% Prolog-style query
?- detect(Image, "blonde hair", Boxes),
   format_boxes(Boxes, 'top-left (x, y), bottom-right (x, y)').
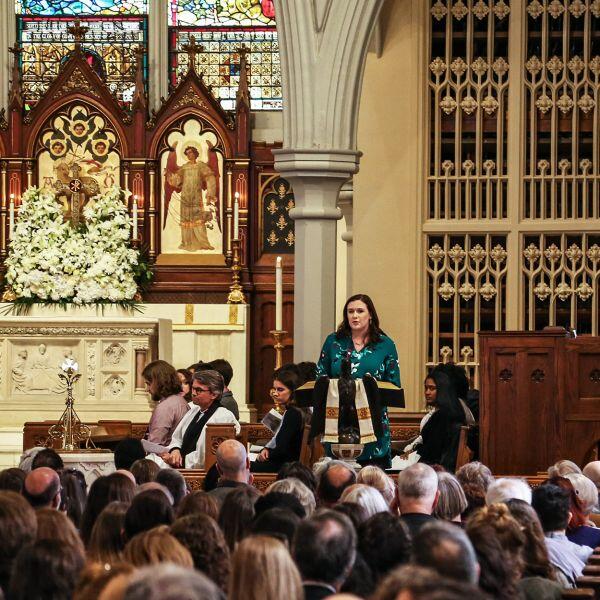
top-left (547, 460), bottom-right (581, 478)
top-left (565, 473), bottom-right (599, 515)
top-left (122, 525), bottom-right (193, 568)
top-left (229, 535), bottom-right (303, 600)
top-left (356, 465), bottom-right (396, 506)
top-left (36, 508), bottom-right (85, 556)
top-left (340, 484), bottom-right (389, 519)
top-left (267, 477), bottom-right (316, 516)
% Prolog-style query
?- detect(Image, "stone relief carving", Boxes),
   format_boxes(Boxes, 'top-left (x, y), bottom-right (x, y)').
top-left (0, 327), bottom-right (155, 336)
top-left (104, 343), bottom-right (126, 366)
top-left (11, 344), bottom-right (77, 394)
top-left (87, 344), bottom-right (96, 396)
top-left (104, 374), bottom-right (126, 397)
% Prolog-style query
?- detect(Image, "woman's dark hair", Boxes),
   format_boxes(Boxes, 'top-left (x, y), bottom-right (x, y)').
top-left (87, 501), bottom-right (129, 565)
top-left (425, 370), bottom-right (465, 423)
top-left (277, 462), bottom-right (317, 493)
top-left (177, 368), bottom-right (193, 402)
top-left (142, 360), bottom-right (182, 401)
top-left (80, 472), bottom-right (136, 546)
top-left (218, 485), bottom-right (261, 551)
top-left (59, 468), bottom-right (87, 528)
top-left (332, 502), bottom-right (369, 529)
top-left (430, 363), bottom-right (470, 400)
top-left (130, 459), bottom-right (161, 485)
top-left (467, 525), bottom-right (520, 600)
top-left (336, 294), bottom-right (382, 345)
top-left (546, 476), bottom-right (587, 530)
top-left (296, 361), bottom-right (317, 385)
top-left (0, 467), bottom-right (26, 493)
top-left (9, 539), bottom-right (85, 600)
top-left (171, 514), bottom-right (231, 591)
top-left (506, 498), bottom-right (558, 580)
top-left (272, 365), bottom-right (301, 405)
top-left (176, 490), bottom-right (219, 520)
top-left (124, 489), bottom-right (174, 541)
top-left (31, 448), bottom-right (64, 471)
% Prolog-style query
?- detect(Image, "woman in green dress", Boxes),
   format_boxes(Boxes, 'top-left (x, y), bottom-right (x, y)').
top-left (316, 293), bottom-right (401, 468)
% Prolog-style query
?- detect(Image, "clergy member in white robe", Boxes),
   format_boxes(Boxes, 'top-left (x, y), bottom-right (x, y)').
top-left (148, 369), bottom-right (240, 470)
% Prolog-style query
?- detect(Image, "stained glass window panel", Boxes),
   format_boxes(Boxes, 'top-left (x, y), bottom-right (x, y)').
top-left (170, 28), bottom-right (281, 110)
top-left (16, 0), bottom-right (148, 15)
top-left (18, 16), bottom-right (147, 110)
top-left (169, 0), bottom-right (275, 27)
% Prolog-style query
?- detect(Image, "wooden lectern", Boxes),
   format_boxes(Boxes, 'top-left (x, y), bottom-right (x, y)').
top-left (480, 330), bottom-right (600, 474)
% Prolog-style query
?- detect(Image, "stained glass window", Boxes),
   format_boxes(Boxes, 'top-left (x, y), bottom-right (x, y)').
top-left (169, 0), bottom-right (280, 111)
top-left (16, 0), bottom-right (147, 15)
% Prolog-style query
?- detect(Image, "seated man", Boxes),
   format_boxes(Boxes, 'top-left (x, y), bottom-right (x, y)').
top-left (196, 359), bottom-right (239, 420)
top-left (148, 370), bottom-right (240, 470)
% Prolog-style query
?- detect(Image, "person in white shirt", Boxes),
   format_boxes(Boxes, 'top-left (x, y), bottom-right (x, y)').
top-left (148, 369), bottom-right (240, 470)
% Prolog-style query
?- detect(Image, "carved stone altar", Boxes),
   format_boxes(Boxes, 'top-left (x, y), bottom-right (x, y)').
top-left (58, 451), bottom-right (115, 486)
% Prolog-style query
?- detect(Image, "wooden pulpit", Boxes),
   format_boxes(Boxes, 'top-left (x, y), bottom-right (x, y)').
top-left (480, 331), bottom-right (600, 474)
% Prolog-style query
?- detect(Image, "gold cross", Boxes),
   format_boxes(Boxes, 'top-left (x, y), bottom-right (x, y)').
top-left (67, 19), bottom-right (89, 45)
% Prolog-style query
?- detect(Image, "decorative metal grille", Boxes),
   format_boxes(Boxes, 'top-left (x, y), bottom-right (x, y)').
top-left (428, 0), bottom-right (510, 220)
top-left (524, 0), bottom-right (600, 219)
top-left (523, 233), bottom-right (600, 333)
top-left (18, 16), bottom-right (147, 110)
top-left (426, 234), bottom-right (508, 384)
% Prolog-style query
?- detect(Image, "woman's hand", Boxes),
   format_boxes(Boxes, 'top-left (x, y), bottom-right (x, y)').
top-left (256, 448), bottom-right (270, 462)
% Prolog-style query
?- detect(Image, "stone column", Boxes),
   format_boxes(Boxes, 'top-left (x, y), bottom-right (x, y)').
top-left (0, 0), bottom-right (16, 114)
top-left (338, 179), bottom-right (354, 298)
top-left (273, 0), bottom-right (383, 361)
top-left (148, 0), bottom-right (169, 111)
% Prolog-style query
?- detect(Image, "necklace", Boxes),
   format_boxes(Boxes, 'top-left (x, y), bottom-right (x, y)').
top-left (352, 338), bottom-right (366, 351)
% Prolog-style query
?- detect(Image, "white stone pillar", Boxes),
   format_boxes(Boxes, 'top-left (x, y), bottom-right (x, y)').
top-left (0, 0), bottom-right (16, 113)
top-left (273, 0), bottom-right (383, 362)
top-left (338, 179), bottom-right (354, 297)
top-left (148, 0), bottom-right (169, 111)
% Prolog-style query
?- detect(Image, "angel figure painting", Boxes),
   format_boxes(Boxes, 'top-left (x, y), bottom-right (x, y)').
top-left (160, 119), bottom-right (223, 256)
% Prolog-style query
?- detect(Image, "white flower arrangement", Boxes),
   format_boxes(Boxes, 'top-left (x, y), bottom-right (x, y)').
top-left (4, 186), bottom-right (147, 307)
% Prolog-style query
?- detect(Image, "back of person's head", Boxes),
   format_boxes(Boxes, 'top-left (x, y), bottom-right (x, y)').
top-left (216, 438), bottom-right (248, 478)
top-left (31, 447), bottom-right (64, 471)
top-left (230, 534), bottom-right (303, 600)
top-left (340, 483), bottom-right (389, 519)
top-left (170, 513), bottom-right (230, 591)
top-left (23, 466), bottom-right (61, 509)
top-left (114, 438), bottom-right (145, 470)
top-left (356, 465), bottom-right (396, 506)
top-left (155, 468), bottom-right (187, 507)
top-left (203, 358), bottom-right (234, 387)
top-left (583, 460), bottom-right (600, 487)
top-left (506, 498), bottom-right (556, 580)
top-left (532, 483), bottom-right (571, 532)
top-left (565, 472), bottom-right (599, 515)
top-left (125, 563), bottom-right (222, 600)
top-left (218, 485), bottom-right (261, 550)
top-left (277, 461), bottom-right (317, 492)
top-left (455, 461), bottom-right (494, 490)
top-left (317, 460), bottom-right (357, 506)
top-left (397, 463), bottom-right (438, 510)
top-left (332, 501), bottom-right (369, 528)
top-left (255, 490), bottom-right (305, 518)
top-left (0, 491), bottom-right (37, 591)
top-left (80, 472), bottom-right (136, 546)
top-left (87, 501), bottom-right (129, 565)
top-left (546, 475), bottom-right (587, 529)
top-left (35, 507), bottom-right (85, 555)
top-left (412, 520), bottom-right (479, 584)
top-left (467, 524), bottom-right (519, 600)
top-left (358, 512), bottom-right (411, 582)
top-left (485, 477), bottom-right (531, 505)
top-left (267, 477), bottom-right (316, 515)
top-left (431, 362), bottom-right (469, 400)
top-left (0, 467), bottom-right (26, 493)
top-left (123, 525), bottom-right (193, 567)
top-left (176, 489), bottom-right (219, 520)
top-left (59, 468), bottom-right (87, 528)
top-left (371, 565), bottom-right (487, 600)
top-left (293, 509), bottom-right (357, 588)
top-left (9, 538), bottom-right (84, 600)
top-left (252, 507), bottom-right (301, 546)
top-left (433, 472), bottom-right (468, 521)
top-left (130, 458), bottom-right (161, 485)
top-left (548, 459), bottom-right (581, 478)
top-left (136, 481), bottom-right (175, 505)
top-left (73, 561), bottom-right (135, 600)
top-left (124, 489), bottom-right (174, 540)
top-left (142, 359), bottom-right (182, 401)
top-left (296, 361), bottom-right (317, 385)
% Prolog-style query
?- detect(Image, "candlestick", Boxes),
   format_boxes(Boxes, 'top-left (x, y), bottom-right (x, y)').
top-left (227, 238), bottom-right (246, 304)
top-left (275, 256), bottom-right (283, 330)
top-left (233, 192), bottom-right (239, 241)
top-left (132, 196), bottom-right (138, 240)
top-left (9, 197), bottom-right (14, 240)
top-left (270, 330), bottom-right (287, 370)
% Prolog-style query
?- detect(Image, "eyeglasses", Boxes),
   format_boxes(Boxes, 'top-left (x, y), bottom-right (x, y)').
top-left (191, 386), bottom-right (212, 395)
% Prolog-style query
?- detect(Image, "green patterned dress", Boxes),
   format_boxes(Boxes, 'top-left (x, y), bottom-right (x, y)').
top-left (316, 332), bottom-right (401, 467)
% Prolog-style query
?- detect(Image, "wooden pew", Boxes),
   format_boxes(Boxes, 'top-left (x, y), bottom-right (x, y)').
top-left (180, 469), bottom-right (276, 492)
top-left (576, 577), bottom-right (600, 599)
top-left (562, 590), bottom-right (595, 598)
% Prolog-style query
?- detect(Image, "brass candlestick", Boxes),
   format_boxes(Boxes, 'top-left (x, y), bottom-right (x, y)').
top-left (227, 238), bottom-right (246, 304)
top-left (270, 329), bottom-right (287, 369)
top-left (48, 359), bottom-right (92, 451)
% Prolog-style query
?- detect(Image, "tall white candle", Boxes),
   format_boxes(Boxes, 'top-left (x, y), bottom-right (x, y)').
top-left (9, 196), bottom-right (14, 240)
top-left (132, 196), bottom-right (138, 240)
top-left (275, 256), bottom-right (283, 331)
top-left (233, 192), bottom-right (239, 241)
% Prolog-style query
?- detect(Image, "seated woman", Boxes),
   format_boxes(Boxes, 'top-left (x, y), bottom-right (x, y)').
top-left (395, 370), bottom-right (468, 472)
top-left (252, 366), bottom-right (304, 473)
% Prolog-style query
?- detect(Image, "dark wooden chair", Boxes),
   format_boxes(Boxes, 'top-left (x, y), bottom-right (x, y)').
top-left (455, 425), bottom-right (473, 470)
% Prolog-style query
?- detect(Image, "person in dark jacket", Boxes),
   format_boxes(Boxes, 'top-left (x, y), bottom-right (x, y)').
top-left (252, 366), bottom-right (304, 472)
